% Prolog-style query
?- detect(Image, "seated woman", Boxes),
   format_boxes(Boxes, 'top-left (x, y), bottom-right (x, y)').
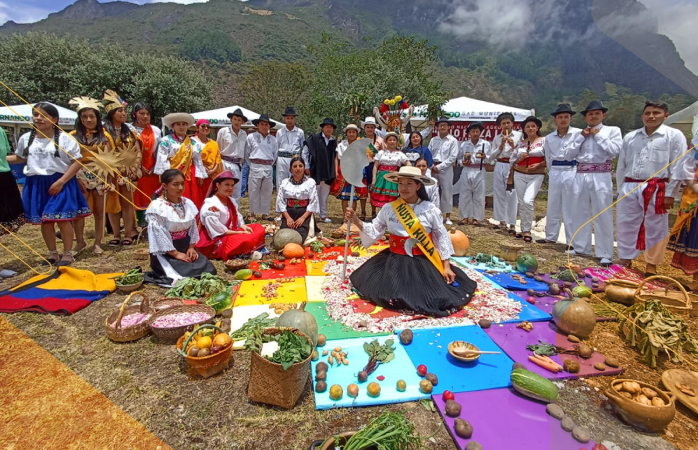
top-left (345, 166), bottom-right (477, 317)
top-left (276, 156), bottom-right (321, 244)
top-left (197, 171), bottom-right (266, 260)
top-left (145, 169), bottom-right (216, 286)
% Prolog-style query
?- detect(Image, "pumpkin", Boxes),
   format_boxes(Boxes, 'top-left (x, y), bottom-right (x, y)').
top-left (283, 243), bottom-right (305, 259)
top-left (275, 301), bottom-right (319, 346)
top-left (449, 229), bottom-right (470, 256)
top-left (552, 298), bottom-right (596, 338)
top-left (516, 253), bottom-right (538, 274)
top-left (272, 228), bottom-right (303, 251)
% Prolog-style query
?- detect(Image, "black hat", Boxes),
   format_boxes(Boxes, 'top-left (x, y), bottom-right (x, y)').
top-left (521, 115), bottom-right (542, 130)
top-left (466, 122), bottom-right (484, 133)
top-left (282, 106), bottom-right (298, 117)
top-left (550, 103), bottom-right (576, 117)
top-left (319, 117), bottom-right (337, 129)
top-left (580, 100), bottom-right (608, 115)
top-left (435, 116), bottom-right (451, 126)
top-left (252, 114), bottom-right (276, 127)
top-left (496, 112), bottom-right (515, 125)
top-left (227, 108), bottom-right (248, 122)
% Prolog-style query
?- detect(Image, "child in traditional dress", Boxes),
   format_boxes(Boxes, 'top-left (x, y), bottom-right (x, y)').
top-left (370, 132), bottom-right (410, 208)
top-left (415, 157), bottom-right (439, 206)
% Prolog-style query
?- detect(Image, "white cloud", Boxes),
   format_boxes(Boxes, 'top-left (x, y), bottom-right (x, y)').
top-left (0, 1), bottom-right (53, 24)
top-left (639, 0), bottom-right (698, 75)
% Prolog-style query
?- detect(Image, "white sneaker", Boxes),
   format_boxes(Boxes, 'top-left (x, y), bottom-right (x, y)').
top-left (0, 269), bottom-right (17, 278)
top-left (445, 219), bottom-right (453, 226)
top-left (600, 258), bottom-right (613, 266)
top-left (321, 217), bottom-right (332, 223)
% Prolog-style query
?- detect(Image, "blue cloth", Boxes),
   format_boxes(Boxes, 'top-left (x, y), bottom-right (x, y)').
top-left (9, 163), bottom-right (25, 184)
top-left (22, 173), bottom-right (90, 224)
top-left (240, 161), bottom-right (249, 197)
top-left (403, 145), bottom-right (434, 167)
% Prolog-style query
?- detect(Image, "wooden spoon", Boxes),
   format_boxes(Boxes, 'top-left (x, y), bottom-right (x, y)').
top-left (452, 348), bottom-right (501, 356)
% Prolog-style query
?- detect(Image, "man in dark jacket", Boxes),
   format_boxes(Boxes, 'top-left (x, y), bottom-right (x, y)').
top-left (302, 118), bottom-right (337, 223)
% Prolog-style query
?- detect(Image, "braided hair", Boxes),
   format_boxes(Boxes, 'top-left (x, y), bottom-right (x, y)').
top-left (27, 102), bottom-right (61, 157)
top-left (75, 108), bottom-right (108, 145)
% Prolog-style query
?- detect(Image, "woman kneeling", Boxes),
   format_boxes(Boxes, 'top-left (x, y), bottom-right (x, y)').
top-left (345, 166), bottom-right (477, 317)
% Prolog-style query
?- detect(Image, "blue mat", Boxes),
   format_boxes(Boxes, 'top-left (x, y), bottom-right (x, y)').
top-left (503, 293), bottom-right (552, 323)
top-left (451, 256), bottom-right (513, 273)
top-left (397, 325), bottom-right (514, 395)
top-left (482, 272), bottom-right (549, 291)
top-left (311, 336), bottom-right (429, 410)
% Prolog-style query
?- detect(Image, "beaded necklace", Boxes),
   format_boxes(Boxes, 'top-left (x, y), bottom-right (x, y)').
top-left (163, 194), bottom-right (185, 219)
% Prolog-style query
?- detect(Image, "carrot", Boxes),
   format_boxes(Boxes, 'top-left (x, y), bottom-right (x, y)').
top-left (528, 355), bottom-right (561, 373)
top-left (532, 354), bottom-right (563, 371)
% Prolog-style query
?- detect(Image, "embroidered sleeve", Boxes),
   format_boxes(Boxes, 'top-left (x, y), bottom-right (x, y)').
top-left (359, 204), bottom-right (389, 247)
top-left (154, 138), bottom-right (172, 175)
top-left (275, 181), bottom-right (288, 213)
top-left (429, 205), bottom-right (455, 259)
top-left (200, 206), bottom-right (228, 239)
top-left (307, 181), bottom-right (320, 214)
top-left (146, 212), bottom-right (176, 254)
top-left (192, 143), bottom-right (207, 179)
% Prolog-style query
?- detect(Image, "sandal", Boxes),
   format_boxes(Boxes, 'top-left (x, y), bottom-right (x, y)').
top-left (93, 245), bottom-right (104, 256)
top-left (508, 229), bottom-right (517, 235)
top-left (73, 242), bottom-right (87, 256)
top-left (515, 233), bottom-right (523, 239)
top-left (359, 214), bottom-right (366, 221)
top-left (523, 235), bottom-right (532, 243)
top-left (56, 252), bottom-right (74, 267)
top-left (41, 250), bottom-right (60, 266)
top-left (108, 238), bottom-right (121, 247)
top-left (121, 238), bottom-right (133, 246)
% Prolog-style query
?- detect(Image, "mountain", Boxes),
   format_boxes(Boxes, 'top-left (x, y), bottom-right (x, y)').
top-left (1, 0), bottom-right (696, 111)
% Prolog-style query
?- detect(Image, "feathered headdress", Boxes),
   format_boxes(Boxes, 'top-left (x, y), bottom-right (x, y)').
top-left (103, 89), bottom-right (128, 113)
top-left (375, 95), bottom-right (411, 148)
top-left (69, 96), bottom-right (103, 113)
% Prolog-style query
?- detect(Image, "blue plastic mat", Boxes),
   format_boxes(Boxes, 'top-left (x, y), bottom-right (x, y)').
top-left (482, 271), bottom-right (549, 291)
top-left (503, 293), bottom-right (552, 323)
top-left (451, 256), bottom-right (513, 273)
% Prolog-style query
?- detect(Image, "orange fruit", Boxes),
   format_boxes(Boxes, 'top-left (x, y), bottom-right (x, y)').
top-left (367, 382), bottom-right (381, 397)
top-left (347, 383), bottom-right (359, 398)
top-left (197, 336), bottom-right (213, 349)
top-left (213, 333), bottom-right (231, 348)
top-left (329, 384), bottom-right (343, 400)
top-left (396, 380), bottom-right (407, 392)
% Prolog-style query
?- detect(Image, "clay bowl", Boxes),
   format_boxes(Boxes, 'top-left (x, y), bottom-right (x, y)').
top-left (116, 279), bottom-right (144, 294)
top-left (448, 341), bottom-right (480, 362)
top-left (605, 379), bottom-right (676, 432)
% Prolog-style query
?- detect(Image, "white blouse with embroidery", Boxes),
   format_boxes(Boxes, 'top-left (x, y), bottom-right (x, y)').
top-left (200, 195), bottom-right (246, 239)
top-left (146, 197), bottom-right (200, 254)
top-left (154, 135), bottom-right (207, 178)
top-left (511, 138), bottom-right (546, 162)
top-left (359, 200), bottom-right (454, 259)
top-left (275, 177), bottom-right (320, 213)
top-left (16, 132), bottom-right (81, 176)
top-left (374, 150), bottom-right (408, 168)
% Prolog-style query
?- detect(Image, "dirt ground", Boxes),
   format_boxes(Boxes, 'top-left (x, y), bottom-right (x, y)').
top-left (1, 194), bottom-right (698, 450)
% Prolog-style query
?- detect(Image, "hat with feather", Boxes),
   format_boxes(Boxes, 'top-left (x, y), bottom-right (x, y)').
top-left (103, 89), bottom-right (128, 113)
top-left (69, 96), bottom-right (103, 114)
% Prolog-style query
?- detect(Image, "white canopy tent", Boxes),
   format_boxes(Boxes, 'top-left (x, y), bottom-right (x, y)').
top-left (411, 96), bottom-right (534, 126)
top-left (164, 105), bottom-right (283, 132)
top-left (665, 100), bottom-right (698, 138)
top-left (0, 103), bottom-right (77, 147)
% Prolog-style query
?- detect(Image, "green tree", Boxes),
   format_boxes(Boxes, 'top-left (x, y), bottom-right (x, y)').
top-left (179, 30), bottom-right (242, 63)
top-left (239, 61), bottom-right (312, 118)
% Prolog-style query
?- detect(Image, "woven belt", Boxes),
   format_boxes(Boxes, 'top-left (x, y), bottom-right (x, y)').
top-left (378, 164), bottom-right (399, 172)
top-left (249, 159), bottom-right (274, 165)
top-left (389, 234), bottom-right (427, 256)
top-left (624, 177), bottom-right (670, 251)
top-left (577, 161), bottom-right (612, 173)
top-left (278, 152), bottom-right (297, 158)
top-left (286, 199), bottom-right (309, 208)
top-left (496, 158), bottom-right (510, 163)
top-left (221, 155), bottom-right (243, 164)
top-left (551, 160), bottom-right (577, 167)
top-left (170, 230), bottom-right (188, 240)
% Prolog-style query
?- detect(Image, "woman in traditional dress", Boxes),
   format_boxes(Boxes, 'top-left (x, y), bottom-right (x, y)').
top-left (192, 119), bottom-right (222, 198)
top-left (129, 102), bottom-right (162, 226)
top-left (197, 171), bottom-right (266, 260)
top-left (154, 113), bottom-right (207, 209)
top-left (362, 117), bottom-right (386, 219)
top-left (668, 155), bottom-right (698, 290)
top-left (345, 166), bottom-right (477, 317)
top-left (333, 124), bottom-right (368, 220)
top-left (276, 156), bottom-right (321, 244)
top-left (370, 132), bottom-right (410, 208)
top-left (69, 96), bottom-right (115, 255)
top-left (403, 131), bottom-right (434, 171)
top-left (7, 102), bottom-right (90, 266)
top-left (415, 157), bottom-right (439, 206)
top-left (102, 90), bottom-right (142, 246)
top-left (507, 116), bottom-right (546, 243)
top-left (0, 126), bottom-right (25, 277)
top-left (145, 169), bottom-right (215, 286)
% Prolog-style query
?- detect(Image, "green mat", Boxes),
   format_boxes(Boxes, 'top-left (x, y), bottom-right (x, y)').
top-left (305, 301), bottom-right (390, 340)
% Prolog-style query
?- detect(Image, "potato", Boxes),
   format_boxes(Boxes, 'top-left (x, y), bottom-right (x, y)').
top-left (619, 391), bottom-right (632, 399)
top-left (315, 370), bottom-right (326, 381)
top-left (316, 362), bottom-right (328, 373)
top-left (400, 329), bottom-right (414, 345)
top-left (563, 360), bottom-right (580, 374)
top-left (577, 343), bottom-right (593, 359)
top-left (221, 309), bottom-right (233, 318)
top-left (465, 442), bottom-right (482, 450)
top-left (445, 400), bottom-right (462, 417)
top-left (454, 419), bottom-right (473, 438)
top-left (622, 381), bottom-right (640, 394)
top-left (635, 394), bottom-right (652, 406)
top-left (425, 373), bottom-right (439, 386)
top-left (641, 387), bottom-right (657, 399)
top-left (317, 334), bottom-right (327, 347)
top-left (315, 380), bottom-right (327, 393)
top-left (651, 396), bottom-right (666, 407)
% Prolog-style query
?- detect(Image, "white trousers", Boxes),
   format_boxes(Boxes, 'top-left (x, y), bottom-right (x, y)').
top-left (248, 163), bottom-right (273, 215)
top-left (458, 167), bottom-right (485, 221)
top-left (276, 157), bottom-right (292, 190)
top-left (222, 160), bottom-right (242, 200)
top-left (513, 172), bottom-right (544, 233)
top-left (546, 168), bottom-right (576, 243)
top-left (493, 161), bottom-right (518, 225)
top-left (433, 165), bottom-right (454, 215)
top-left (616, 181), bottom-right (669, 265)
top-left (317, 181), bottom-right (331, 218)
top-left (570, 172), bottom-right (614, 258)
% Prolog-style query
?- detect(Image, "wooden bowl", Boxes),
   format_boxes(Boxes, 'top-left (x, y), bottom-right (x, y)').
top-left (605, 379), bottom-right (676, 432)
top-left (116, 279), bottom-right (144, 294)
top-left (448, 341), bottom-right (480, 362)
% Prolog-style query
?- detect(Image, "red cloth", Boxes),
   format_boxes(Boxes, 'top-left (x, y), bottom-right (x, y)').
top-left (389, 234), bottom-right (428, 256)
top-left (248, 260), bottom-right (308, 279)
top-left (517, 156), bottom-right (545, 167)
top-left (184, 165), bottom-right (204, 209)
top-left (196, 198), bottom-right (265, 260)
top-left (625, 177), bottom-right (669, 251)
top-left (134, 173), bottom-right (160, 209)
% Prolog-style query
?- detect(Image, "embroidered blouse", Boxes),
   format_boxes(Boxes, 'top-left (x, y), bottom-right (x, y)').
top-left (146, 196), bottom-right (200, 254)
top-left (200, 195), bottom-right (246, 239)
top-left (511, 138), bottom-right (546, 163)
top-left (275, 177), bottom-right (320, 213)
top-left (155, 135), bottom-right (207, 178)
top-left (374, 150), bottom-right (408, 168)
top-left (16, 132), bottom-right (82, 176)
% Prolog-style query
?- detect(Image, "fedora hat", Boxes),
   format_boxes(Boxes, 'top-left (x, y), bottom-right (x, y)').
top-left (320, 117), bottom-right (337, 129)
top-left (163, 112), bottom-right (195, 129)
top-left (550, 103), bottom-right (576, 117)
top-left (282, 106), bottom-right (297, 117)
top-left (521, 115), bottom-right (542, 130)
top-left (206, 170), bottom-right (239, 198)
top-left (252, 114), bottom-right (276, 127)
top-left (343, 123), bottom-right (360, 133)
top-left (384, 166), bottom-right (435, 186)
top-left (580, 100), bottom-right (608, 115)
top-left (226, 107), bottom-right (248, 122)
top-left (435, 116), bottom-right (451, 126)
top-left (466, 122), bottom-right (484, 133)
top-left (361, 117), bottom-right (377, 128)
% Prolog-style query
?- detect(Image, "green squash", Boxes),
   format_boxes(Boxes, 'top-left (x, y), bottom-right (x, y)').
top-left (275, 301), bottom-right (318, 346)
top-left (516, 253), bottom-right (539, 274)
top-left (205, 290), bottom-right (233, 315)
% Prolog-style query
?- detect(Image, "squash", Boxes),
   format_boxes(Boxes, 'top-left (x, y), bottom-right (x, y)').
top-left (573, 285), bottom-right (592, 298)
top-left (275, 301), bottom-right (319, 346)
top-left (272, 228), bottom-right (303, 251)
top-left (449, 229), bottom-right (470, 256)
top-left (205, 290), bottom-right (233, 315)
top-left (511, 368), bottom-right (559, 403)
top-left (283, 243), bottom-right (305, 259)
top-left (516, 253), bottom-right (538, 274)
top-left (552, 298), bottom-right (596, 338)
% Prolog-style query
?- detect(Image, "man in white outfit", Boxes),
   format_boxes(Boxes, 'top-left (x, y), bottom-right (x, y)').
top-left (488, 112), bottom-right (521, 234)
top-left (275, 106), bottom-right (305, 188)
top-left (245, 114), bottom-right (278, 220)
top-left (616, 100), bottom-right (687, 275)
top-left (458, 122), bottom-right (491, 226)
top-left (537, 104), bottom-right (583, 246)
top-left (216, 108), bottom-right (247, 200)
top-left (428, 117), bottom-right (460, 225)
top-left (564, 100), bottom-right (623, 265)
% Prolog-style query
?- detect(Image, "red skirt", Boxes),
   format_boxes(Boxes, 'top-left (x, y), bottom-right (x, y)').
top-left (134, 173), bottom-right (160, 210)
top-left (196, 223), bottom-right (266, 260)
top-left (201, 178), bottom-right (213, 200)
top-left (184, 166), bottom-right (205, 210)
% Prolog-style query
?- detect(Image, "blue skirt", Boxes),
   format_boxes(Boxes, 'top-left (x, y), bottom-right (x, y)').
top-left (23, 173), bottom-right (91, 224)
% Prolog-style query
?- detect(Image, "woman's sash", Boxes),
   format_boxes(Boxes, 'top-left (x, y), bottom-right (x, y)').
top-left (391, 198), bottom-right (444, 275)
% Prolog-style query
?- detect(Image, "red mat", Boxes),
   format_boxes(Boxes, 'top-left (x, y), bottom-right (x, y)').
top-left (248, 260), bottom-right (307, 279)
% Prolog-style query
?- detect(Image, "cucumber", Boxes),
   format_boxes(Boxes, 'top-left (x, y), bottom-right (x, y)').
top-left (510, 368), bottom-right (559, 403)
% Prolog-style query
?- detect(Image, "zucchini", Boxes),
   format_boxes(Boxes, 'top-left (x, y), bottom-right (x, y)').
top-left (510, 368), bottom-right (559, 403)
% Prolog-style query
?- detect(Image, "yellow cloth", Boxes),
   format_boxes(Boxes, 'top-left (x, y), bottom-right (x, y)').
top-left (169, 136), bottom-right (194, 181)
top-left (9, 267), bottom-right (120, 293)
top-left (234, 277), bottom-right (307, 306)
top-left (200, 139), bottom-right (222, 177)
top-left (670, 168), bottom-right (698, 238)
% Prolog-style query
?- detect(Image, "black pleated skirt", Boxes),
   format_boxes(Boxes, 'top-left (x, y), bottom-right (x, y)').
top-left (280, 206), bottom-right (320, 244)
top-left (145, 235), bottom-right (216, 286)
top-left (0, 171), bottom-right (25, 236)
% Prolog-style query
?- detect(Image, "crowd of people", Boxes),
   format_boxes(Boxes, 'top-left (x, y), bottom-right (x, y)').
top-left (2, 92), bottom-right (698, 300)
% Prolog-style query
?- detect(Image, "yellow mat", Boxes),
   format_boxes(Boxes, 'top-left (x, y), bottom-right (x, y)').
top-left (306, 260), bottom-right (329, 276)
top-left (234, 276), bottom-right (307, 306)
top-left (305, 275), bottom-right (328, 302)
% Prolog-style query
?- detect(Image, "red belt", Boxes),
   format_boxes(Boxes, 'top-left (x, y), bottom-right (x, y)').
top-left (496, 158), bottom-right (510, 163)
top-left (517, 156), bottom-right (545, 167)
top-left (287, 199), bottom-right (309, 208)
top-left (389, 234), bottom-right (431, 256)
top-left (249, 159), bottom-right (273, 165)
top-left (378, 164), bottom-right (399, 172)
top-left (624, 177), bottom-right (670, 251)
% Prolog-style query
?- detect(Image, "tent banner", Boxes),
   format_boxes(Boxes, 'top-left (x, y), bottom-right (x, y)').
top-left (0, 113), bottom-right (74, 125)
top-left (431, 121), bottom-right (522, 142)
top-left (414, 108), bottom-right (529, 122)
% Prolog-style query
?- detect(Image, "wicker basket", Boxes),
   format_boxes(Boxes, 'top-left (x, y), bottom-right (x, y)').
top-left (151, 298), bottom-right (185, 312)
top-left (133, 249), bottom-right (149, 261)
top-left (500, 242), bottom-right (523, 262)
top-left (105, 292), bottom-right (154, 342)
top-left (176, 324), bottom-right (234, 378)
top-left (225, 259), bottom-right (251, 272)
top-left (148, 304), bottom-right (216, 342)
top-left (248, 327), bottom-right (313, 409)
top-left (634, 275), bottom-right (693, 318)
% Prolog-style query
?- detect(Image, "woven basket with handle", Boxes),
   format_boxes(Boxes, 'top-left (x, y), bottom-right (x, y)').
top-left (634, 275), bottom-right (692, 318)
top-left (105, 292), bottom-right (154, 342)
top-left (147, 304), bottom-right (216, 342)
top-left (176, 324), bottom-right (234, 378)
top-left (248, 327), bottom-right (313, 409)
